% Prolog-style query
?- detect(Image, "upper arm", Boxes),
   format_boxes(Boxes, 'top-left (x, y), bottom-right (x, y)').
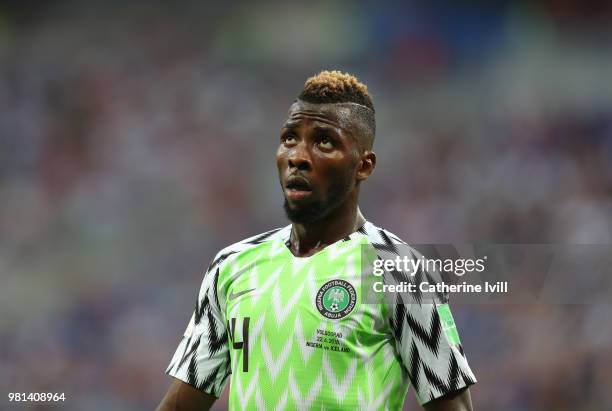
top-left (157, 378), bottom-right (218, 411)
top-left (383, 248), bottom-right (477, 405)
top-left (163, 255), bottom-right (231, 404)
top-left (390, 299), bottom-right (476, 405)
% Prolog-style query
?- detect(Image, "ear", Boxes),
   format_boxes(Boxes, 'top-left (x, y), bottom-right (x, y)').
top-left (356, 151), bottom-right (376, 181)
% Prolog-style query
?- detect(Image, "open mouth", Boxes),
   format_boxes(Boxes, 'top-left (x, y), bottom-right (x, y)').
top-left (285, 176), bottom-right (313, 200)
top-left (285, 176), bottom-right (312, 192)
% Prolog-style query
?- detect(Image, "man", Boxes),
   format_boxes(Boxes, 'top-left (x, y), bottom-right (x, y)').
top-left (157, 71), bottom-right (476, 410)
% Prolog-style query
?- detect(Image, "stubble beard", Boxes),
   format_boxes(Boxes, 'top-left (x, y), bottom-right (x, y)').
top-left (283, 176), bottom-right (353, 225)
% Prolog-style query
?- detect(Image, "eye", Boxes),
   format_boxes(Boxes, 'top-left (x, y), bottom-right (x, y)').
top-left (281, 133), bottom-right (297, 146)
top-left (318, 135), bottom-right (334, 150)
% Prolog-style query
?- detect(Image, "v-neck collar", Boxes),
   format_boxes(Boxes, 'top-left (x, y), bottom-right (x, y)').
top-left (281, 221), bottom-right (369, 259)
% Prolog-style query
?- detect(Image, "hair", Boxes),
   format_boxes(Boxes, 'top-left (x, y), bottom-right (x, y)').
top-left (297, 70), bottom-right (376, 149)
top-left (298, 70), bottom-right (374, 110)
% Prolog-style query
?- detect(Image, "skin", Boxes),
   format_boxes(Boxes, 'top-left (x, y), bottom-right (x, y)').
top-left (424, 387), bottom-right (473, 411)
top-left (278, 100), bottom-right (376, 256)
top-left (156, 379), bottom-right (216, 411)
top-left (157, 100), bottom-right (473, 411)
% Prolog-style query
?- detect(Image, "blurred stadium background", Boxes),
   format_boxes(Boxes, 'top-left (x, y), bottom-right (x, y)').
top-left (1, 1), bottom-right (611, 410)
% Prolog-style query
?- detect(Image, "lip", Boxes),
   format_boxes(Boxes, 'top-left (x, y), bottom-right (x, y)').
top-left (284, 175), bottom-right (313, 201)
top-left (285, 175), bottom-right (312, 191)
top-left (285, 187), bottom-right (313, 201)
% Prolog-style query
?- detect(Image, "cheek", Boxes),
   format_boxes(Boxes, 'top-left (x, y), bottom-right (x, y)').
top-left (317, 155), bottom-right (357, 185)
top-left (315, 150), bottom-right (347, 168)
top-left (276, 147), bottom-right (287, 169)
top-left (321, 152), bottom-right (358, 174)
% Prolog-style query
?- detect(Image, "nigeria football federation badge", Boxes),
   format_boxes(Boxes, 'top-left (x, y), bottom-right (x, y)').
top-left (316, 279), bottom-right (357, 319)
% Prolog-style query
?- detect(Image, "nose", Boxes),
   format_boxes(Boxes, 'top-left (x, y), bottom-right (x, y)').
top-left (287, 142), bottom-right (312, 171)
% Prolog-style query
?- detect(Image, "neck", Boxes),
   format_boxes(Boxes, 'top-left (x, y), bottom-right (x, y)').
top-left (289, 201), bottom-right (365, 258)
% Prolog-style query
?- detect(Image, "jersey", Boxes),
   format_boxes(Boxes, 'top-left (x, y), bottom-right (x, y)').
top-left (166, 221), bottom-right (476, 410)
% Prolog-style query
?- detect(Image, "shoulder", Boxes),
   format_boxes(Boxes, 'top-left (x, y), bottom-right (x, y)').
top-left (205, 225), bottom-right (292, 275)
top-left (358, 220), bottom-right (408, 248)
top-left (362, 221), bottom-right (450, 304)
top-left (358, 220), bottom-right (430, 260)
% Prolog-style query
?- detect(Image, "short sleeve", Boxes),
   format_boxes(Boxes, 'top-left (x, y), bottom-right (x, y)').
top-left (165, 257), bottom-right (230, 397)
top-left (389, 298), bottom-right (477, 405)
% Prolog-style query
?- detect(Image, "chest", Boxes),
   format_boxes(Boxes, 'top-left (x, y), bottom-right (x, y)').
top-left (220, 242), bottom-right (388, 370)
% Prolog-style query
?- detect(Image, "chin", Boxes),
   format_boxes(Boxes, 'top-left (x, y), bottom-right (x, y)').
top-left (283, 199), bottom-right (325, 224)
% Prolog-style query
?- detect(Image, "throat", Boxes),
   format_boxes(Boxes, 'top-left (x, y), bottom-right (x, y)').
top-left (287, 209), bottom-right (366, 257)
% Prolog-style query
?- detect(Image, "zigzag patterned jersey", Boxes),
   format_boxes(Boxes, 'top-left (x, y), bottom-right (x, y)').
top-left (166, 221), bottom-right (476, 410)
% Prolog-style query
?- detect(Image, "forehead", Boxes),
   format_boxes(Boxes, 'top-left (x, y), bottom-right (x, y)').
top-left (283, 101), bottom-right (354, 132)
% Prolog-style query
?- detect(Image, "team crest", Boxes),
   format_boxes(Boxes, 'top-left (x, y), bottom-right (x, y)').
top-left (316, 279), bottom-right (356, 319)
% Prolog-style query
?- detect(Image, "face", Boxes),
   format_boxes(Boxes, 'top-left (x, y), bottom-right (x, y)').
top-left (277, 101), bottom-right (374, 224)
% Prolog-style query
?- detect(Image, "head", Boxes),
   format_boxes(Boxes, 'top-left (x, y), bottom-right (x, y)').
top-left (277, 70), bottom-right (377, 224)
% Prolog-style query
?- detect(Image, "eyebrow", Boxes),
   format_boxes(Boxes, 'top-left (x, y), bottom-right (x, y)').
top-left (282, 121), bottom-right (342, 134)
top-left (282, 121), bottom-right (300, 129)
top-left (280, 123), bottom-right (344, 142)
top-left (312, 125), bottom-right (339, 135)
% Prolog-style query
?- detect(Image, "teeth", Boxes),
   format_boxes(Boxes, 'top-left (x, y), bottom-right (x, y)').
top-left (286, 179), bottom-right (311, 190)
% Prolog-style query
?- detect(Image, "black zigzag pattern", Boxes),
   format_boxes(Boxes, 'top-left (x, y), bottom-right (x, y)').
top-left (407, 340), bottom-right (421, 392)
top-left (422, 266), bottom-right (448, 303)
top-left (193, 362), bottom-right (224, 393)
top-left (402, 311), bottom-right (476, 400)
top-left (378, 229), bottom-right (400, 254)
top-left (207, 226), bottom-right (287, 274)
top-left (209, 250), bottom-right (238, 274)
top-left (179, 334), bottom-right (200, 371)
top-left (223, 351), bottom-right (232, 378)
top-left (422, 362), bottom-right (451, 395)
top-left (372, 239), bottom-right (399, 255)
top-left (360, 221), bottom-right (476, 401)
top-left (372, 228), bottom-right (438, 305)
top-left (212, 268), bottom-right (221, 310)
top-left (407, 340), bottom-right (467, 399)
top-left (397, 263), bottom-right (424, 305)
top-left (386, 265), bottom-right (411, 285)
top-left (387, 231), bottom-right (406, 244)
top-left (460, 368), bottom-right (477, 386)
top-left (391, 301), bottom-right (405, 341)
top-left (186, 271), bottom-right (227, 359)
top-left (207, 308), bottom-right (227, 358)
top-left (412, 265), bottom-right (445, 305)
top-left (404, 307), bottom-right (442, 356)
top-left (187, 353), bottom-right (199, 387)
top-left (375, 225), bottom-right (448, 305)
top-left (167, 226), bottom-right (295, 395)
top-left (245, 227), bottom-right (282, 245)
top-left (458, 344), bottom-right (465, 357)
top-left (411, 266), bottom-right (425, 296)
top-left (187, 347), bottom-right (223, 393)
top-left (447, 353), bottom-right (459, 391)
top-left (383, 265), bottom-right (423, 305)
top-left (166, 348), bottom-right (180, 373)
top-left (194, 293), bottom-right (210, 325)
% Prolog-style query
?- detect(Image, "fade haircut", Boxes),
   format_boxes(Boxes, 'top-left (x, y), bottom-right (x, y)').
top-left (297, 70), bottom-right (376, 150)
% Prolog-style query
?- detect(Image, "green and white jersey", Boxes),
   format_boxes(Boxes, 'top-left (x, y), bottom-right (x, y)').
top-left (166, 221), bottom-right (476, 410)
